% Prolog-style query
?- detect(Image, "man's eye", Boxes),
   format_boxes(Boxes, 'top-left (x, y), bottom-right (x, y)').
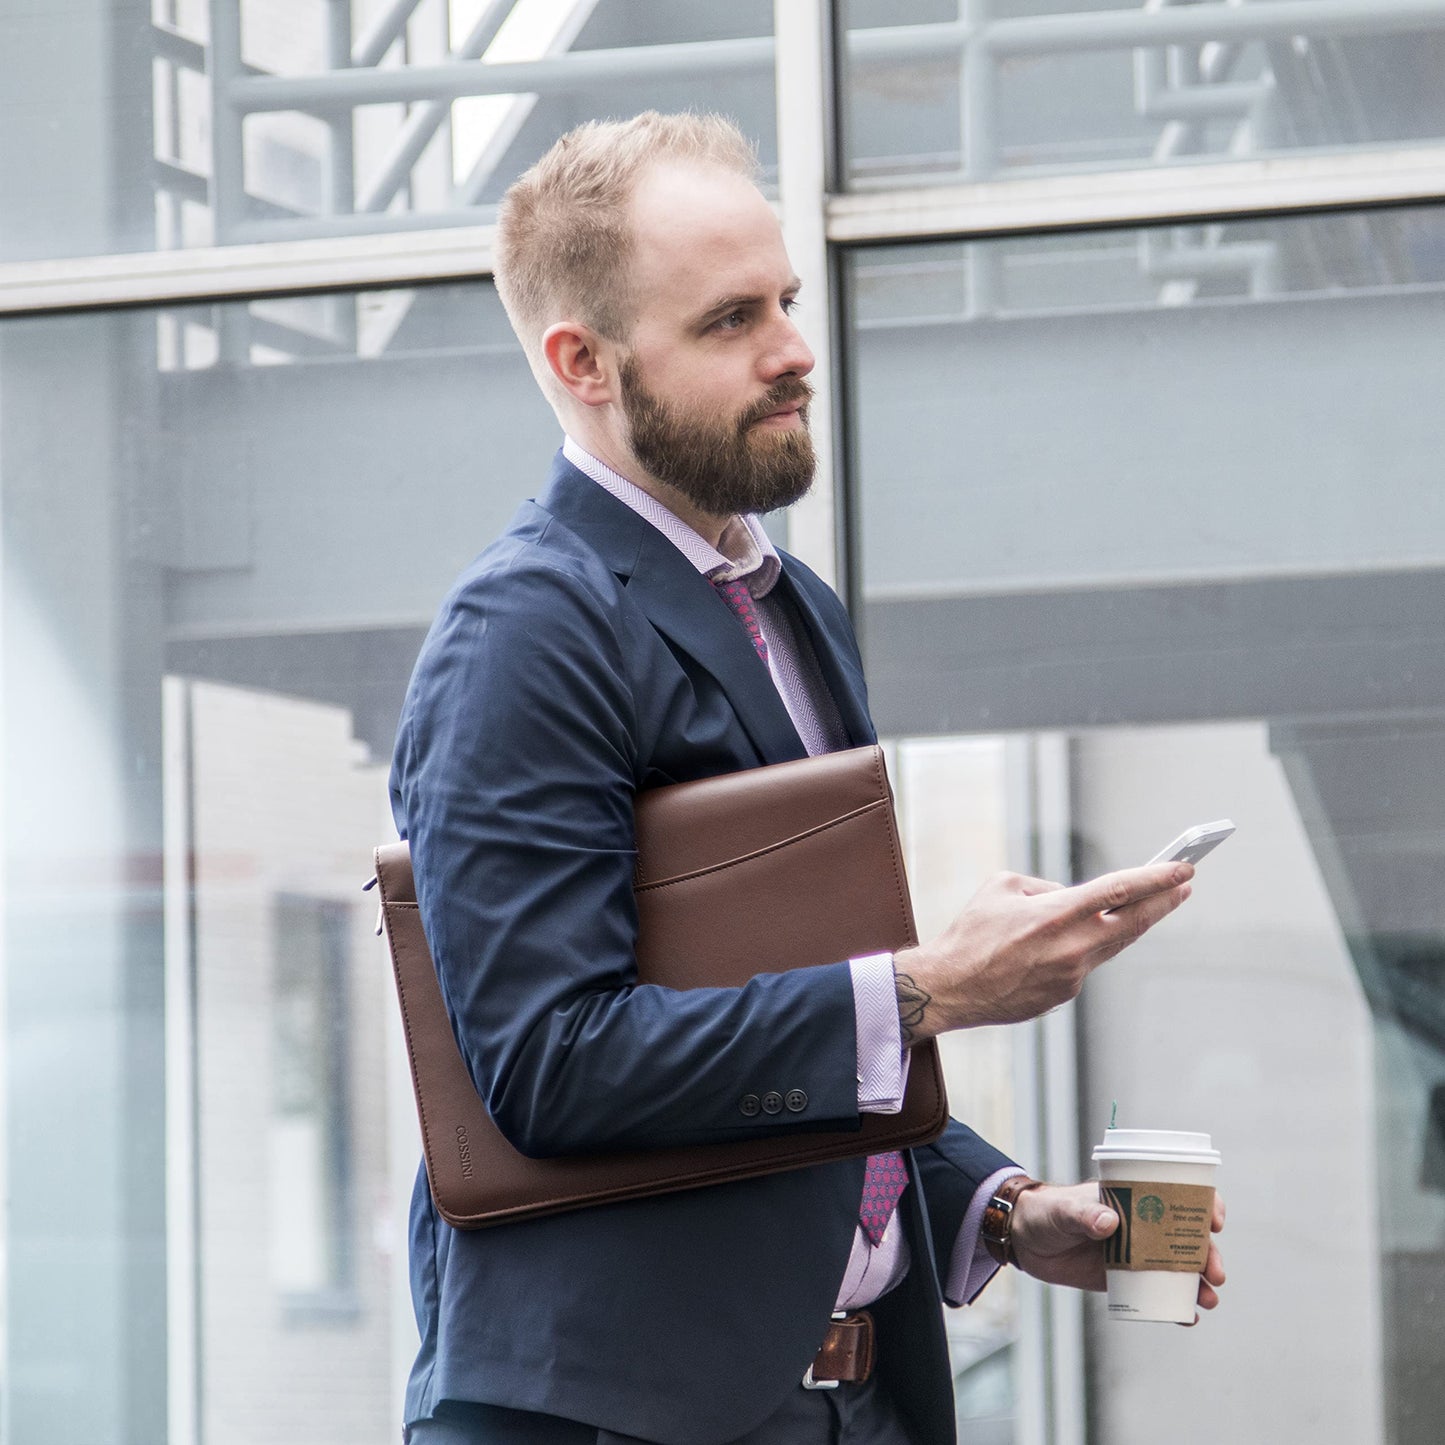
top-left (781, 296), bottom-right (799, 315)
top-left (714, 310), bottom-right (745, 331)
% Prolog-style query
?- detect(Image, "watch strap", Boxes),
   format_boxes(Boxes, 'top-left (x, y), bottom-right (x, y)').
top-left (981, 1174), bottom-right (1044, 1268)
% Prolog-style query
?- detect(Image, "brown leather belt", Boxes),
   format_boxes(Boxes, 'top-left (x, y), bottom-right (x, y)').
top-left (803, 1310), bottom-right (876, 1390)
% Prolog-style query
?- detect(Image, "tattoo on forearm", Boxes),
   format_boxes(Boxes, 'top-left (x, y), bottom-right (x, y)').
top-left (895, 971), bottom-right (932, 1046)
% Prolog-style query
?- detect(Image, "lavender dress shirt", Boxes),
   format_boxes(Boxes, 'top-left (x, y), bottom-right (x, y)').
top-left (562, 437), bottom-right (1019, 1308)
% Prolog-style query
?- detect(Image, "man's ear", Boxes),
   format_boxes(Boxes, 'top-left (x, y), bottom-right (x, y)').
top-left (542, 322), bottom-right (617, 408)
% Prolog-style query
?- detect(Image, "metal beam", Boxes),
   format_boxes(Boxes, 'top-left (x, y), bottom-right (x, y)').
top-left (236, 25), bottom-right (933, 117)
top-left (6, 143), bottom-right (1445, 317)
top-left (227, 207), bottom-right (493, 243)
top-left (987, 0), bottom-right (1445, 56)
top-left (774, 0), bottom-right (838, 589)
top-left (0, 227), bottom-right (494, 317)
top-left (228, 34), bottom-right (774, 113)
top-left (151, 21), bottom-right (207, 72)
top-left (352, 0), bottom-right (426, 69)
top-left (153, 158), bottom-right (210, 207)
top-left (357, 0), bottom-right (526, 215)
top-left (221, 3), bottom-right (1445, 119)
top-left (827, 143), bottom-right (1445, 243)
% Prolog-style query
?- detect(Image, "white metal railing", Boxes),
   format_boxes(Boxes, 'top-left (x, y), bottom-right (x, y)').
top-left (1132, 0), bottom-right (1281, 304)
top-left (154, 1), bottom-right (1445, 251)
top-left (5, 5), bottom-right (1441, 331)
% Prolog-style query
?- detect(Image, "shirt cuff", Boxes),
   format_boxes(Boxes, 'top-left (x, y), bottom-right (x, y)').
top-left (945, 1166), bottom-right (1028, 1306)
top-left (850, 952), bottom-right (908, 1113)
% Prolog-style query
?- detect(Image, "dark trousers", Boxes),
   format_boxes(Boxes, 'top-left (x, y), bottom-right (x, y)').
top-left (403, 1375), bottom-right (917, 1445)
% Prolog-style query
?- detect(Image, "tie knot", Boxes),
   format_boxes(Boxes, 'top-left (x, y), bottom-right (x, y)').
top-left (713, 577), bottom-right (769, 666)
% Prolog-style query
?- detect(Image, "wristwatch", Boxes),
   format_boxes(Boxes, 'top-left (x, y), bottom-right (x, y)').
top-left (981, 1175), bottom-right (1044, 1268)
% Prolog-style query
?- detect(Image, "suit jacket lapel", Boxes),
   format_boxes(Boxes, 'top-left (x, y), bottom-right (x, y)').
top-left (537, 456), bottom-right (808, 767)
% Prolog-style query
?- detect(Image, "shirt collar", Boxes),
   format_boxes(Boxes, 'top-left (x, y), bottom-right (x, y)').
top-left (562, 436), bottom-right (781, 598)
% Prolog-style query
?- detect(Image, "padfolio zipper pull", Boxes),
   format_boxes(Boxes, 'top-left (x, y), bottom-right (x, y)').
top-left (363, 873), bottom-right (383, 935)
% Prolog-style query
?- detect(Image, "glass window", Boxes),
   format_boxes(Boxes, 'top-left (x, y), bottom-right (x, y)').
top-left (0, 280), bottom-right (548, 1441)
top-left (891, 733), bottom-right (1046, 1441)
top-left (4, 0), bottom-right (778, 262)
top-left (849, 206), bottom-right (1445, 614)
top-left (845, 209), bottom-right (1445, 1443)
top-left (840, 0), bottom-right (1445, 189)
top-left (270, 892), bottom-right (356, 1308)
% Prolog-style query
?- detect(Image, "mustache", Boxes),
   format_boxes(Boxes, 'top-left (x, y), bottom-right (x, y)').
top-left (738, 377), bottom-right (815, 430)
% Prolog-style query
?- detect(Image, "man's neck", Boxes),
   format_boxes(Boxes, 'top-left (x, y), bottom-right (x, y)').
top-left (568, 430), bottom-right (732, 549)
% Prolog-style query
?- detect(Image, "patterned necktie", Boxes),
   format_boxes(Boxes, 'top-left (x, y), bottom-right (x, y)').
top-left (859, 1150), bottom-right (908, 1246)
top-left (712, 577), bottom-right (770, 665)
top-left (715, 572), bottom-right (904, 1245)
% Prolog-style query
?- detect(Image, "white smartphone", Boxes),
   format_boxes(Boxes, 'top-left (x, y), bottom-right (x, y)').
top-left (1146, 819), bottom-right (1236, 868)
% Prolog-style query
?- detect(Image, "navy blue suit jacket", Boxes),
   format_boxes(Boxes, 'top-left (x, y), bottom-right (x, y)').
top-left (390, 455), bottom-right (1015, 1444)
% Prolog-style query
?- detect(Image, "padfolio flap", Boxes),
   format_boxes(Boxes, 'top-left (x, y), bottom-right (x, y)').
top-left (634, 800), bottom-right (911, 989)
top-left (378, 745), bottom-right (948, 1228)
top-left (632, 745), bottom-right (895, 887)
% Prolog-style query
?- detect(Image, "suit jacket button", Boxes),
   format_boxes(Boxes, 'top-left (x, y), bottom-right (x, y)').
top-left (761, 1091), bottom-right (784, 1115)
top-left (785, 1089), bottom-right (808, 1113)
top-left (740, 1094), bottom-right (761, 1117)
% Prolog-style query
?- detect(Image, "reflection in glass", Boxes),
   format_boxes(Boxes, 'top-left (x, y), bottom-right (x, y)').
top-left (892, 734), bottom-right (1025, 1441)
top-left (841, 0), bottom-right (1445, 188)
top-left (851, 206), bottom-right (1445, 324)
top-left (846, 217), bottom-right (1445, 1445)
top-left (0, 280), bottom-right (543, 1441)
top-left (5, 0), bottom-right (779, 262)
top-left (847, 206), bottom-right (1445, 609)
top-left (181, 678), bottom-right (391, 1438)
top-left (271, 893), bottom-right (354, 1303)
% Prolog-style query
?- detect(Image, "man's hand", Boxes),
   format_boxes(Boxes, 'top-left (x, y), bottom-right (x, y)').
top-left (892, 863), bottom-right (1194, 1042)
top-left (1009, 1181), bottom-right (1227, 1321)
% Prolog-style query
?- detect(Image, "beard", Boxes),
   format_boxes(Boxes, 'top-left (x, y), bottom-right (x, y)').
top-left (619, 355), bottom-right (816, 517)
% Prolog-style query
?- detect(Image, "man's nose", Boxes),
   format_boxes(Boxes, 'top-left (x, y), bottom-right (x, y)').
top-left (765, 312), bottom-right (815, 381)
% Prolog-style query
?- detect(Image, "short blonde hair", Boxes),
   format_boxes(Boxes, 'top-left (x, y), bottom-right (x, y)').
top-left (494, 112), bottom-right (759, 384)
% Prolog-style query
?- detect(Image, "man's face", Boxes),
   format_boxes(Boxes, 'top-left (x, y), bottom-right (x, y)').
top-left (619, 353), bottom-right (814, 517)
top-left (612, 162), bottom-right (817, 518)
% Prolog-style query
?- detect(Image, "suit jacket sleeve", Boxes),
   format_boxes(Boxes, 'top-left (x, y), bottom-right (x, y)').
top-left (391, 545), bottom-right (863, 1159)
top-left (912, 1121), bottom-right (1019, 1292)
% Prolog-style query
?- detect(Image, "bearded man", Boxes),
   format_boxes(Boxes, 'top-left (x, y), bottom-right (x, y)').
top-left (391, 112), bottom-right (1222, 1445)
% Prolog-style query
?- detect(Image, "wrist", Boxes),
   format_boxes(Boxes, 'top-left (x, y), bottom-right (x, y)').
top-left (892, 949), bottom-right (940, 1045)
top-left (981, 1175), bottom-right (1044, 1268)
top-left (894, 943), bottom-right (991, 1036)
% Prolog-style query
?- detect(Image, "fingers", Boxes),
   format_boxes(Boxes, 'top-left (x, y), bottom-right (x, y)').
top-left (1015, 1181), bottom-right (1114, 1253)
top-left (1212, 1192), bottom-right (1226, 1232)
top-left (1070, 861), bottom-right (1194, 921)
top-left (1183, 1263), bottom-right (1225, 1326)
top-left (1184, 1237), bottom-right (1226, 1328)
top-left (1091, 879), bottom-right (1193, 952)
top-left (1202, 1239), bottom-right (1226, 1289)
top-left (1051, 1182), bottom-right (1119, 1240)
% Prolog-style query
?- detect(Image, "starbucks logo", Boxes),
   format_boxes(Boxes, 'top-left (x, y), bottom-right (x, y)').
top-left (1137, 1195), bottom-right (1165, 1224)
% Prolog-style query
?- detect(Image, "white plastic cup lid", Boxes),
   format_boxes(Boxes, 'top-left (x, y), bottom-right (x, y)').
top-left (1092, 1128), bottom-right (1221, 1166)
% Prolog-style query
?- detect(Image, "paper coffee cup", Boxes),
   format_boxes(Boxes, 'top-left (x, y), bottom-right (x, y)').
top-left (1092, 1128), bottom-right (1220, 1324)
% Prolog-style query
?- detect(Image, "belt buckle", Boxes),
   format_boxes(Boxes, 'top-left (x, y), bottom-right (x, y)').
top-left (802, 1312), bottom-right (847, 1390)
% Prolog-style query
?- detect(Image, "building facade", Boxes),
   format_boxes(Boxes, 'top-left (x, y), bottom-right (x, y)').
top-left (3, 2), bottom-right (1444, 1442)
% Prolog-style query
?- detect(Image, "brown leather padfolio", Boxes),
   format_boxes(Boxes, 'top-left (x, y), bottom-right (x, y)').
top-left (375, 744), bottom-right (948, 1229)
